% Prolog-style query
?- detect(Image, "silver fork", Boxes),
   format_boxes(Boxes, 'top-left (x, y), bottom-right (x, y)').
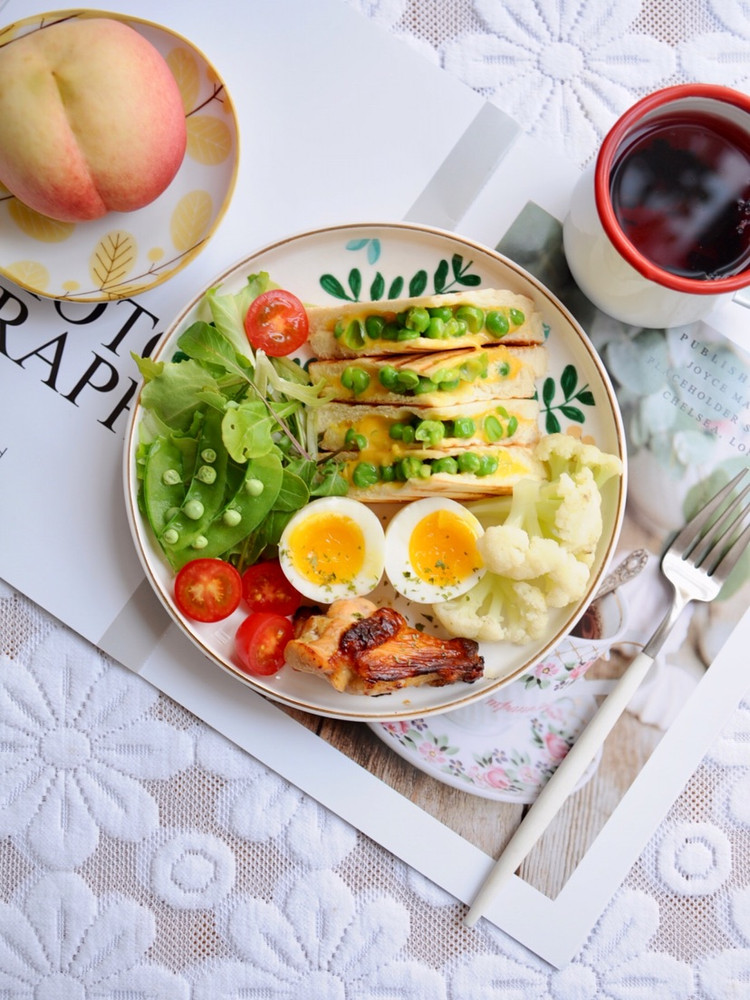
top-left (465, 467), bottom-right (750, 928)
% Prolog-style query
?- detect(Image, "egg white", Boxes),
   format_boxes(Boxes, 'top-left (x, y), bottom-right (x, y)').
top-left (384, 497), bottom-right (486, 604)
top-left (278, 496), bottom-right (386, 604)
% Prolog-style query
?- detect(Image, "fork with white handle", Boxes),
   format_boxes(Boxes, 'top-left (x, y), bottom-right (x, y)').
top-left (464, 467), bottom-right (750, 928)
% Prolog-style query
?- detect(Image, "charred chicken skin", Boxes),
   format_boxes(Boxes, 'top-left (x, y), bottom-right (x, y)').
top-left (286, 598), bottom-right (484, 695)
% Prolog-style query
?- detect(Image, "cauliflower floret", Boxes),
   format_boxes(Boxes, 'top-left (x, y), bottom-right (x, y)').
top-left (478, 524), bottom-right (591, 607)
top-left (432, 572), bottom-right (549, 647)
top-left (471, 465), bottom-right (604, 567)
top-left (535, 467), bottom-right (603, 566)
top-left (535, 432), bottom-right (623, 490)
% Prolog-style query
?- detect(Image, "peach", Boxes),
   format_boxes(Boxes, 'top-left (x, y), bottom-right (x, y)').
top-left (0, 17), bottom-right (187, 222)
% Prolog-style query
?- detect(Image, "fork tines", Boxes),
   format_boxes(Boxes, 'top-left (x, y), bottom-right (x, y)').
top-left (685, 468), bottom-right (750, 578)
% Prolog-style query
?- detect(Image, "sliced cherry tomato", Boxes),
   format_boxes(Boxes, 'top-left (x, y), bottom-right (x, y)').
top-left (174, 558), bottom-right (242, 623)
top-left (241, 558), bottom-right (304, 616)
top-left (235, 612), bottom-right (294, 676)
top-left (243, 289), bottom-right (309, 356)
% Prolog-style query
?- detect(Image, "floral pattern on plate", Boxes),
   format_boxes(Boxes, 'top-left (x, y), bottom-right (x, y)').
top-left (370, 689), bottom-right (602, 802)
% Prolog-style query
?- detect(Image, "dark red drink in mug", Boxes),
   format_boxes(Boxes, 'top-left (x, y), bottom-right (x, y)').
top-left (563, 85), bottom-right (750, 327)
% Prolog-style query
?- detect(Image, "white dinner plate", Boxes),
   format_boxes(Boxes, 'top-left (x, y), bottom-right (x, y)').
top-left (123, 221), bottom-right (627, 721)
top-left (0, 9), bottom-right (239, 301)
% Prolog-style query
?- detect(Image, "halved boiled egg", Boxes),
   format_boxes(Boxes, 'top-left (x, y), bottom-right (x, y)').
top-left (278, 496), bottom-right (385, 604)
top-left (384, 497), bottom-right (486, 603)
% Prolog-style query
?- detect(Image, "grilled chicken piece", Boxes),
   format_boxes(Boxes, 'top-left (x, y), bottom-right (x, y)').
top-left (286, 598), bottom-right (484, 695)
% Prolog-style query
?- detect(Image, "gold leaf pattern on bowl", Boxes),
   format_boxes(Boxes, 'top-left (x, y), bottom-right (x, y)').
top-left (166, 46), bottom-right (200, 112)
top-left (90, 230), bottom-right (138, 291)
top-left (170, 190), bottom-right (213, 252)
top-left (186, 115), bottom-right (233, 165)
top-left (8, 201), bottom-right (75, 243)
top-left (6, 260), bottom-right (50, 290)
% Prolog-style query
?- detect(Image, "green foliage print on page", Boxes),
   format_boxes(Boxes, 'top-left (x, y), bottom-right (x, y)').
top-left (541, 363), bottom-right (596, 434)
top-left (319, 243), bottom-right (482, 302)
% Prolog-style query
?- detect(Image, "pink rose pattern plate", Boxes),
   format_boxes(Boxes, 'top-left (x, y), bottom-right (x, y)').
top-left (370, 689), bottom-right (602, 803)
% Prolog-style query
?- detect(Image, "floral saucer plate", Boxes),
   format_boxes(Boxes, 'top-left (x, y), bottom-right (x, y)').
top-left (0, 9), bottom-right (239, 301)
top-left (369, 688), bottom-right (603, 803)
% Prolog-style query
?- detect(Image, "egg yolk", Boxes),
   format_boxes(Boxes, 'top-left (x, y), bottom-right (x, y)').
top-left (287, 511), bottom-right (365, 587)
top-left (408, 509), bottom-right (482, 587)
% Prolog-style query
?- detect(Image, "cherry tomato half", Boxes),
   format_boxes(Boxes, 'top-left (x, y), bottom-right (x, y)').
top-left (174, 558), bottom-right (243, 623)
top-left (235, 612), bottom-right (294, 676)
top-left (241, 558), bottom-right (304, 616)
top-left (243, 289), bottom-right (309, 356)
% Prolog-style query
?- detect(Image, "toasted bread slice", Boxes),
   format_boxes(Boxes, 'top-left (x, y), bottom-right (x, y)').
top-left (307, 287), bottom-right (544, 359)
top-left (308, 344), bottom-right (547, 407)
top-left (316, 399), bottom-right (541, 453)
top-left (337, 445), bottom-right (546, 502)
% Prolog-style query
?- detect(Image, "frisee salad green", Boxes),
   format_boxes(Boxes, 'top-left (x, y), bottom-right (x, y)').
top-left (133, 272), bottom-right (346, 573)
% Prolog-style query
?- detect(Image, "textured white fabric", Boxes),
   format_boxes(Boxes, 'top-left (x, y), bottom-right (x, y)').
top-left (2, 2), bottom-right (750, 996)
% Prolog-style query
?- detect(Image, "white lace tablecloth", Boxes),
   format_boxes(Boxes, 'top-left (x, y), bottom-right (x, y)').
top-left (3, 2), bottom-right (750, 996)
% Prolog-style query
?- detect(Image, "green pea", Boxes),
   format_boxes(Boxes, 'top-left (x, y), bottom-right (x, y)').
top-left (428, 306), bottom-right (452, 322)
top-left (380, 464), bottom-right (396, 482)
top-left (477, 454), bottom-right (499, 476)
top-left (455, 305), bottom-right (485, 333)
top-left (345, 428), bottom-right (367, 450)
top-left (459, 356), bottom-right (486, 380)
top-left (431, 456), bottom-right (459, 475)
top-left (334, 320), bottom-right (345, 340)
top-left (426, 317), bottom-right (446, 339)
top-left (191, 535), bottom-right (208, 550)
top-left (452, 417), bottom-right (476, 438)
top-left (196, 464), bottom-right (217, 485)
top-left (485, 310), bottom-right (509, 338)
top-left (183, 499), bottom-right (205, 520)
top-left (437, 378), bottom-right (460, 391)
top-left (415, 419), bottom-right (445, 447)
top-left (379, 365), bottom-right (399, 389)
top-left (399, 456), bottom-right (425, 480)
top-left (365, 315), bottom-right (386, 339)
top-left (245, 478), bottom-right (265, 496)
top-left (457, 452), bottom-right (481, 474)
top-left (352, 462), bottom-right (379, 487)
top-left (443, 318), bottom-right (462, 338)
top-left (413, 376), bottom-right (438, 395)
top-left (342, 366), bottom-right (370, 395)
top-left (509, 307), bottom-right (525, 327)
top-left (484, 415), bottom-right (503, 442)
top-left (396, 327), bottom-right (420, 341)
top-left (431, 367), bottom-right (456, 385)
top-left (389, 422), bottom-right (405, 440)
top-left (163, 527), bottom-right (180, 545)
top-left (405, 306), bottom-right (431, 332)
top-left (381, 323), bottom-right (400, 341)
top-left (496, 361), bottom-right (511, 377)
top-left (162, 468), bottom-right (181, 487)
top-left (200, 448), bottom-right (217, 463)
top-left (222, 508), bottom-right (243, 527)
top-left (343, 319), bottom-right (366, 350)
top-left (401, 424), bottom-right (416, 444)
top-left (393, 369), bottom-right (420, 392)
